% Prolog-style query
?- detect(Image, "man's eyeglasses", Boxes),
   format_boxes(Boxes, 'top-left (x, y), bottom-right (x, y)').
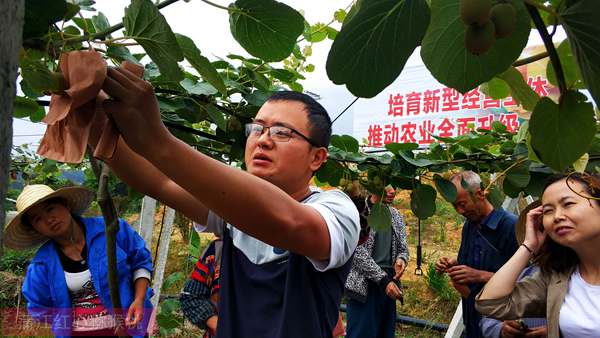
top-left (244, 122), bottom-right (319, 147)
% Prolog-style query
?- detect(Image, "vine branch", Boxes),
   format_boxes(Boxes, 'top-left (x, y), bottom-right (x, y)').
top-left (86, 148), bottom-right (126, 338)
top-left (525, 3), bottom-right (567, 99)
top-left (199, 0), bottom-right (232, 11)
top-left (49, 0), bottom-right (184, 46)
top-left (483, 157), bottom-right (528, 195)
top-left (523, 0), bottom-right (559, 18)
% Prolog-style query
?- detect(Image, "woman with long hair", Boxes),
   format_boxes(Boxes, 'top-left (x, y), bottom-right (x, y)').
top-left (476, 173), bottom-right (600, 337)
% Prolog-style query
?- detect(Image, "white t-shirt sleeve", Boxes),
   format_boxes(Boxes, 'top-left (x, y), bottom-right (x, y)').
top-left (193, 211), bottom-right (225, 237)
top-left (304, 190), bottom-right (360, 272)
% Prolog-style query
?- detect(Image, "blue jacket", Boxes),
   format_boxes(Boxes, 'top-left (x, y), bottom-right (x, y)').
top-left (22, 217), bottom-right (154, 338)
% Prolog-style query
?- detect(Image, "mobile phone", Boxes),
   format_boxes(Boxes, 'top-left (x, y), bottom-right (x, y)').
top-left (394, 280), bottom-right (404, 305)
top-left (517, 319), bottom-right (529, 331)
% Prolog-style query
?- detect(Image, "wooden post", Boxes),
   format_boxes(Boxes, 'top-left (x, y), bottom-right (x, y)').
top-left (150, 206), bottom-right (176, 308)
top-left (137, 196), bottom-right (157, 250)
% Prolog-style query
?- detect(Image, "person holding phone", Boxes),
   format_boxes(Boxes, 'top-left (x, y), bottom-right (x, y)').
top-left (476, 173), bottom-right (600, 337)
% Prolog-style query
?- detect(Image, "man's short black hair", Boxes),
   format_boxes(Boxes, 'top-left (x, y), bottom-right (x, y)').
top-left (266, 91), bottom-right (332, 148)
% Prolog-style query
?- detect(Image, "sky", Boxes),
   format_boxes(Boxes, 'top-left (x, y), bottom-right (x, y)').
top-left (12, 0), bottom-right (566, 148)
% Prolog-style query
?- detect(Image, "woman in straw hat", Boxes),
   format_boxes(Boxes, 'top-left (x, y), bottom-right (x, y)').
top-left (476, 173), bottom-right (600, 337)
top-left (4, 184), bottom-right (153, 337)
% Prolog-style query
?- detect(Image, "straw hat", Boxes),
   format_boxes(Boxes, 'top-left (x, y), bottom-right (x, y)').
top-left (515, 199), bottom-right (542, 244)
top-left (3, 185), bottom-right (94, 250)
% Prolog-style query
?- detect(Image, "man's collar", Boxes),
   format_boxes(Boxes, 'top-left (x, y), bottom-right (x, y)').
top-left (476, 208), bottom-right (503, 230)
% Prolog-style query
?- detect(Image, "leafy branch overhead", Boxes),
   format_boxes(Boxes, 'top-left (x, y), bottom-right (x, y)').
top-left (13, 0), bottom-right (600, 231)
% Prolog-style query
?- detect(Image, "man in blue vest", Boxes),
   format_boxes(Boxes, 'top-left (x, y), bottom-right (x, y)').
top-left (97, 66), bottom-right (360, 338)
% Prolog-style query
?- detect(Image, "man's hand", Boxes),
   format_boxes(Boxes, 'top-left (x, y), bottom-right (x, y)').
top-left (124, 298), bottom-right (145, 328)
top-left (447, 265), bottom-right (492, 284)
top-left (102, 66), bottom-right (170, 156)
top-left (385, 281), bottom-right (402, 300)
top-left (393, 259), bottom-right (406, 279)
top-left (206, 315), bottom-right (218, 336)
top-left (501, 320), bottom-right (526, 338)
top-left (525, 326), bottom-right (547, 337)
top-left (450, 279), bottom-right (471, 298)
top-left (435, 257), bottom-right (457, 274)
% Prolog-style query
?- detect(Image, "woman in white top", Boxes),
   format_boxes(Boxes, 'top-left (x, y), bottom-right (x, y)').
top-left (476, 173), bottom-right (600, 337)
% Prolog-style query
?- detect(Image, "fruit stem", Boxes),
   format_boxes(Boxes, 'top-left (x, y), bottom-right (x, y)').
top-left (512, 51), bottom-right (548, 67)
top-left (525, 3), bottom-right (567, 101)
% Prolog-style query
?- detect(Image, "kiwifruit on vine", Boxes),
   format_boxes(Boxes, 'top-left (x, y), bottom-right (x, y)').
top-left (48, 71), bottom-right (68, 93)
top-left (227, 117), bottom-right (242, 132)
top-left (491, 2), bottom-right (517, 38)
top-left (461, 0), bottom-right (517, 56)
top-left (465, 21), bottom-right (496, 56)
top-left (460, 0), bottom-right (492, 26)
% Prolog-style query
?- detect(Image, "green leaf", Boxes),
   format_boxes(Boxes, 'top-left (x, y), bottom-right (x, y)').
top-left (480, 77), bottom-right (510, 100)
top-left (160, 298), bottom-right (181, 314)
top-left (502, 178), bottom-right (521, 198)
top-left (64, 3), bottom-right (81, 21)
top-left (334, 9), bottom-right (347, 23)
top-left (330, 135), bottom-right (359, 153)
top-left (561, 0), bottom-right (600, 107)
top-left (505, 161), bottom-right (530, 188)
top-left (433, 174), bottom-right (457, 203)
top-left (288, 82), bottom-right (303, 93)
top-left (13, 96), bottom-right (41, 118)
top-left (326, 0), bottom-right (430, 98)
top-left (124, 0), bottom-right (184, 82)
top-left (29, 106), bottom-right (46, 123)
top-left (367, 202), bottom-right (392, 231)
top-left (180, 78), bottom-right (218, 96)
top-left (91, 12), bottom-right (111, 34)
top-left (162, 272), bottom-right (184, 290)
top-left (63, 25), bottom-right (81, 36)
top-left (524, 171), bottom-right (550, 197)
top-left (410, 183), bottom-right (437, 219)
top-left (269, 68), bottom-right (296, 83)
top-left (244, 68), bottom-right (271, 91)
top-left (498, 67), bottom-right (540, 111)
top-left (385, 142), bottom-right (419, 154)
top-left (156, 313), bottom-right (182, 330)
top-left (547, 39), bottom-right (585, 90)
top-left (421, 0), bottom-right (530, 93)
top-left (244, 90), bottom-right (272, 106)
top-left (529, 91), bottom-right (596, 171)
top-left (176, 34), bottom-right (227, 95)
top-left (487, 185), bottom-right (504, 208)
top-left (326, 26), bottom-right (338, 40)
top-left (20, 57), bottom-right (64, 92)
top-left (315, 160), bottom-right (343, 186)
top-left (229, 0), bottom-right (305, 62)
top-left (304, 23), bottom-right (328, 43)
top-left (23, 0), bottom-right (67, 39)
top-left (71, 0), bottom-right (95, 11)
top-left (396, 150), bottom-right (440, 167)
top-left (205, 104), bottom-right (227, 131)
top-left (572, 153), bottom-right (589, 173)
top-left (106, 45), bottom-right (139, 64)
